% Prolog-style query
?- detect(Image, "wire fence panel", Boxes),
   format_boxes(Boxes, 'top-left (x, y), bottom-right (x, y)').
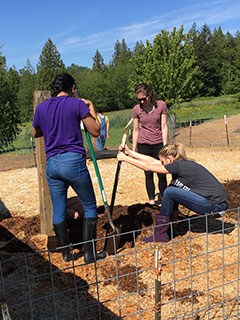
top-left (1, 207), bottom-right (240, 320)
top-left (169, 115), bottom-right (240, 147)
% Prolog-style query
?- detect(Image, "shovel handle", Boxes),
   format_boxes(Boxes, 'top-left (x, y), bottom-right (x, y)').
top-left (110, 132), bottom-right (127, 214)
top-left (121, 132), bottom-right (127, 151)
top-left (110, 161), bottom-right (122, 214)
top-left (85, 129), bottom-right (107, 205)
top-left (85, 128), bottom-right (119, 233)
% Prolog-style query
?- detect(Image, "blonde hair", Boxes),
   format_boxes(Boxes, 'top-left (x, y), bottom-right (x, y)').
top-left (159, 143), bottom-right (191, 161)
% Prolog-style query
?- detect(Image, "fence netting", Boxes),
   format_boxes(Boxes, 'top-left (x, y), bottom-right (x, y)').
top-left (1, 207), bottom-right (240, 320)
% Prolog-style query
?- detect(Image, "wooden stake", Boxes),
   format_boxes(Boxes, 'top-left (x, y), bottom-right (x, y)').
top-left (1, 300), bottom-right (12, 320)
top-left (189, 121), bottom-right (192, 146)
top-left (30, 137), bottom-right (37, 167)
top-left (224, 115), bottom-right (230, 145)
top-left (155, 248), bottom-right (162, 320)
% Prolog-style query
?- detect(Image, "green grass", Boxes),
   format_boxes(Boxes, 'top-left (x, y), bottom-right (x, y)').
top-left (172, 94), bottom-right (240, 122)
top-left (2, 94), bottom-right (240, 153)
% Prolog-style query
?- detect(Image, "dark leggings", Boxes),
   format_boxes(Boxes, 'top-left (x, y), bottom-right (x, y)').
top-left (137, 143), bottom-right (167, 201)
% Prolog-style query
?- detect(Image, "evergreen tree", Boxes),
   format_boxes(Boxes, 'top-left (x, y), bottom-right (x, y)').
top-left (78, 70), bottom-right (111, 111)
top-left (36, 38), bottom-right (65, 90)
top-left (209, 27), bottom-right (226, 95)
top-left (92, 50), bottom-right (106, 73)
top-left (222, 32), bottom-right (239, 94)
top-left (106, 62), bottom-right (135, 110)
top-left (107, 39), bottom-right (134, 109)
top-left (111, 39), bottom-right (131, 66)
top-left (193, 24), bottom-right (219, 96)
top-left (66, 63), bottom-right (90, 96)
top-left (67, 63), bottom-right (89, 75)
top-left (18, 59), bottom-right (36, 121)
top-left (0, 50), bottom-right (21, 150)
top-left (6, 66), bottom-right (20, 99)
top-left (132, 41), bottom-right (145, 58)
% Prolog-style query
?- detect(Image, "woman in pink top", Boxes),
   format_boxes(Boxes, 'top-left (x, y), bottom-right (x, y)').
top-left (132, 83), bottom-right (168, 205)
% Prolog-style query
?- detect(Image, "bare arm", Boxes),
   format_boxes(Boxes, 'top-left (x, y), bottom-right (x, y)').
top-left (117, 151), bottom-right (169, 174)
top-left (124, 118), bottom-right (133, 130)
top-left (123, 144), bottom-right (162, 165)
top-left (81, 99), bottom-right (100, 137)
top-left (132, 118), bottom-right (139, 152)
top-left (32, 126), bottom-right (43, 138)
top-left (106, 117), bottom-right (109, 138)
top-left (161, 113), bottom-right (168, 145)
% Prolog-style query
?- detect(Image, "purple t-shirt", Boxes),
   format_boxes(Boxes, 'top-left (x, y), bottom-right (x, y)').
top-left (132, 100), bottom-right (168, 144)
top-left (32, 96), bottom-right (90, 159)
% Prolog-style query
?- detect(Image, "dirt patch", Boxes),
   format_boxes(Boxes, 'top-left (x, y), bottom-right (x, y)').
top-left (0, 153), bottom-right (35, 171)
top-left (1, 179), bottom-right (239, 255)
top-left (1, 115), bottom-right (240, 319)
top-left (1, 188), bottom-right (239, 319)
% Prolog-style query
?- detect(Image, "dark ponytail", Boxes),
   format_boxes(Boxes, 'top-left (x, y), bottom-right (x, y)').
top-left (51, 73), bottom-right (76, 97)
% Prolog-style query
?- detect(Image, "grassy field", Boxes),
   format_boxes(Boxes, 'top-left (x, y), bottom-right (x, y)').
top-left (1, 94), bottom-right (240, 154)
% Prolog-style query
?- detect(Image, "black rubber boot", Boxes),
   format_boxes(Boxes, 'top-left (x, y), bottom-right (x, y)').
top-left (83, 218), bottom-right (106, 264)
top-left (53, 222), bottom-right (71, 262)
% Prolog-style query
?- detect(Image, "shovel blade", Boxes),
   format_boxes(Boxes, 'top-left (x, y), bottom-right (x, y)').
top-left (105, 226), bottom-right (121, 255)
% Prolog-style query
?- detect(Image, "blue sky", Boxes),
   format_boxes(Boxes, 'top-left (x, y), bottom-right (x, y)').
top-left (1, 0), bottom-right (240, 71)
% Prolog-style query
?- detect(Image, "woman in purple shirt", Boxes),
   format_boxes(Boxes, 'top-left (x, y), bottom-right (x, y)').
top-left (32, 73), bottom-right (106, 263)
top-left (132, 83), bottom-right (168, 206)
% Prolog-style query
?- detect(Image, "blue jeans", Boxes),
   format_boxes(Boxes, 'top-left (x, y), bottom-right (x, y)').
top-left (161, 186), bottom-right (228, 217)
top-left (46, 152), bottom-right (97, 224)
top-left (96, 135), bottom-right (106, 151)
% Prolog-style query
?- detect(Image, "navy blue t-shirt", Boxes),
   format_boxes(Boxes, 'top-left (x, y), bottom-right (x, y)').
top-left (165, 160), bottom-right (227, 204)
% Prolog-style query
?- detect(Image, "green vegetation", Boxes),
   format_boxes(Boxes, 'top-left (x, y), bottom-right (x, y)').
top-left (172, 94), bottom-right (240, 122)
top-left (2, 94), bottom-right (239, 154)
top-left (1, 23), bottom-right (240, 151)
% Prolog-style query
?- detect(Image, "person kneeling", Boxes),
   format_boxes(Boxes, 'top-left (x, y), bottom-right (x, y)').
top-left (117, 143), bottom-right (228, 243)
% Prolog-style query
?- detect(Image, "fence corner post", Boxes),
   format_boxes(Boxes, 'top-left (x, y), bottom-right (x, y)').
top-left (33, 90), bottom-right (54, 236)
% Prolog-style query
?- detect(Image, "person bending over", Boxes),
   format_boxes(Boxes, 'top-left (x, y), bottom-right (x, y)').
top-left (117, 143), bottom-right (228, 243)
top-left (66, 196), bottom-right (105, 220)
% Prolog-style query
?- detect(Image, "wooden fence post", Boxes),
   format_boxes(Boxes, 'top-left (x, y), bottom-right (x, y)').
top-left (189, 121), bottom-right (192, 146)
top-left (224, 115), bottom-right (230, 145)
top-left (33, 90), bottom-right (54, 235)
top-left (154, 248), bottom-right (162, 320)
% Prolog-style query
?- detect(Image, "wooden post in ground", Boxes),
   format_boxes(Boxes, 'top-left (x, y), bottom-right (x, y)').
top-left (1, 300), bottom-right (12, 320)
top-left (189, 121), bottom-right (192, 146)
top-left (224, 115), bottom-right (230, 145)
top-left (33, 90), bottom-right (54, 235)
top-left (154, 248), bottom-right (162, 320)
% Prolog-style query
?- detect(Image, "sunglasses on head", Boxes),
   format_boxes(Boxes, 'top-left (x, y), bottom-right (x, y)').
top-left (137, 96), bottom-right (148, 103)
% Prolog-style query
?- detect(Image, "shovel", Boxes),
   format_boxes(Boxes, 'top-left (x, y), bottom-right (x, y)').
top-left (85, 129), bottom-right (121, 254)
top-left (110, 132), bottom-right (127, 214)
top-left (103, 132), bottom-right (127, 253)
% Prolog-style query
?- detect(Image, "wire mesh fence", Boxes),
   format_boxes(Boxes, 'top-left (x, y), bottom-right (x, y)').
top-left (168, 115), bottom-right (240, 147)
top-left (1, 207), bottom-right (240, 320)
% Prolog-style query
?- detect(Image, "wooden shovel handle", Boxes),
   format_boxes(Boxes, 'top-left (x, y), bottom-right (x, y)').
top-left (121, 132), bottom-right (127, 151)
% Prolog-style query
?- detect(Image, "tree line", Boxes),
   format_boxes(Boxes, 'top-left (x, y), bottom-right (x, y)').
top-left (0, 23), bottom-right (240, 150)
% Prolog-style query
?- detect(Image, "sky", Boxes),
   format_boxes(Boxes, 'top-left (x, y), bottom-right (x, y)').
top-left (1, 0), bottom-right (240, 71)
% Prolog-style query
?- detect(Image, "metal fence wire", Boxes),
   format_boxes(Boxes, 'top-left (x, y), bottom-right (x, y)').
top-left (1, 207), bottom-right (240, 320)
